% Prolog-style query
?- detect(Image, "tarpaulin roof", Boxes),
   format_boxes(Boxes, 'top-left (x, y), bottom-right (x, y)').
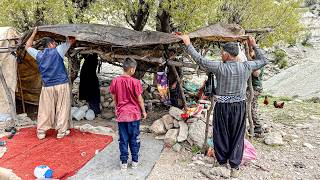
top-left (19, 23), bottom-right (246, 48)
top-left (14, 23), bottom-right (246, 105)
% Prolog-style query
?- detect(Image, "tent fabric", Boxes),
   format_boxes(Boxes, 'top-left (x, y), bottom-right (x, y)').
top-left (0, 27), bottom-right (19, 114)
top-left (16, 53), bottom-right (42, 104)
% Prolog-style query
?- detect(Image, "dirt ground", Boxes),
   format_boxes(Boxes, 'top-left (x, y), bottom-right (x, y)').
top-left (2, 98), bottom-right (319, 180)
top-left (147, 98), bottom-right (320, 180)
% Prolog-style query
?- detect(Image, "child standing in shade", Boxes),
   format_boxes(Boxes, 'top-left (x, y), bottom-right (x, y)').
top-left (109, 57), bottom-right (147, 171)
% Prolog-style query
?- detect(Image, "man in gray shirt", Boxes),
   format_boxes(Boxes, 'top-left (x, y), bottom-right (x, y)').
top-left (179, 35), bottom-right (268, 177)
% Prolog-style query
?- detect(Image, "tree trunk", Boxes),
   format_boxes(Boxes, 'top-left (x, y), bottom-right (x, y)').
top-left (125, 0), bottom-right (150, 31)
top-left (156, 0), bottom-right (173, 33)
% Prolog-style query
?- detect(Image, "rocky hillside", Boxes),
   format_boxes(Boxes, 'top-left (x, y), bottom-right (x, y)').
top-left (264, 9), bottom-right (320, 99)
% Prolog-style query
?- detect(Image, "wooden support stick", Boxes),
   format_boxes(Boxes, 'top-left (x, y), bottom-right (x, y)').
top-left (245, 28), bottom-right (274, 34)
top-left (17, 67), bottom-right (25, 113)
top-left (245, 42), bottom-right (255, 138)
top-left (0, 65), bottom-right (18, 123)
top-left (167, 60), bottom-right (198, 69)
top-left (202, 97), bottom-right (216, 154)
top-left (171, 65), bottom-right (187, 109)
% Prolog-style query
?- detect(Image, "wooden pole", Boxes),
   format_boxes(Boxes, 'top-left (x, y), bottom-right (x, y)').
top-left (245, 42), bottom-right (255, 138)
top-left (0, 65), bottom-right (18, 124)
top-left (17, 67), bottom-right (26, 113)
top-left (202, 97), bottom-right (215, 154)
top-left (245, 28), bottom-right (274, 34)
top-left (170, 65), bottom-right (187, 109)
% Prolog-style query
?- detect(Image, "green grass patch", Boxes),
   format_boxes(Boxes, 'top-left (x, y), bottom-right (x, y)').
top-left (258, 96), bottom-right (320, 125)
top-left (191, 145), bottom-right (202, 154)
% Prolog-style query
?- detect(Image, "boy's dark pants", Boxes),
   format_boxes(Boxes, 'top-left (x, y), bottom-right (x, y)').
top-left (213, 101), bottom-right (246, 168)
top-left (118, 120), bottom-right (141, 163)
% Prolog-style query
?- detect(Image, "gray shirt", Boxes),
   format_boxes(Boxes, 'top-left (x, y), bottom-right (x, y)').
top-left (186, 44), bottom-right (268, 102)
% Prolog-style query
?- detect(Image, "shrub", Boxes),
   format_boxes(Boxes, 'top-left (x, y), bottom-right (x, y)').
top-left (302, 32), bottom-right (313, 47)
top-left (273, 48), bottom-right (288, 69)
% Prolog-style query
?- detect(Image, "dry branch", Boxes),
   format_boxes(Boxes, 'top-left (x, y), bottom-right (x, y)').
top-left (245, 28), bottom-right (274, 34)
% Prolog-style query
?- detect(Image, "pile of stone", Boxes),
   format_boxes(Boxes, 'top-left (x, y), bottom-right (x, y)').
top-left (99, 85), bottom-right (115, 109)
top-left (149, 102), bottom-right (213, 152)
top-left (71, 78), bottom-right (115, 109)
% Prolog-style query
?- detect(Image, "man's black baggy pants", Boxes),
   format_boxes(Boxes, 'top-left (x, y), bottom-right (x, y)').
top-left (213, 101), bottom-right (246, 168)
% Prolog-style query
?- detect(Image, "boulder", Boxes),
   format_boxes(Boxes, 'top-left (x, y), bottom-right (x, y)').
top-left (169, 107), bottom-right (184, 120)
top-left (264, 132), bottom-right (284, 146)
top-left (172, 143), bottom-right (182, 152)
top-left (162, 114), bottom-right (174, 130)
top-left (173, 119), bottom-right (180, 128)
top-left (164, 129), bottom-right (179, 147)
top-left (187, 136), bottom-right (194, 146)
top-left (140, 125), bottom-right (150, 133)
top-left (102, 101), bottom-right (110, 108)
top-left (177, 121), bottom-right (188, 142)
top-left (150, 119), bottom-right (166, 135)
top-left (109, 101), bottom-right (115, 108)
top-left (189, 120), bottom-right (206, 147)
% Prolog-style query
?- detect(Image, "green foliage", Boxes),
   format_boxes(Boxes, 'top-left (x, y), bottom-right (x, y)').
top-left (0, 0), bottom-right (304, 47)
top-left (278, 96), bottom-right (294, 101)
top-left (273, 48), bottom-right (288, 69)
top-left (301, 32), bottom-right (313, 47)
top-left (191, 145), bottom-right (201, 154)
top-left (278, 59), bottom-right (288, 69)
top-left (0, 0), bottom-right (98, 32)
top-left (215, 0), bottom-right (305, 47)
top-left (259, 96), bottom-right (320, 125)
